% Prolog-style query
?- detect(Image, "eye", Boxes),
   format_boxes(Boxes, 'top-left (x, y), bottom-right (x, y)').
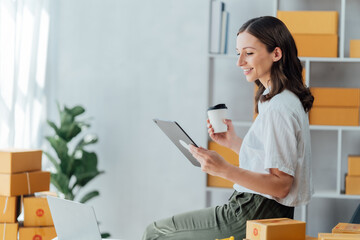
top-left (246, 52), bottom-right (253, 56)
top-left (236, 52), bottom-right (240, 56)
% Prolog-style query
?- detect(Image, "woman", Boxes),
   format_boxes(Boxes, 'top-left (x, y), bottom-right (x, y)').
top-left (143, 16), bottom-right (314, 240)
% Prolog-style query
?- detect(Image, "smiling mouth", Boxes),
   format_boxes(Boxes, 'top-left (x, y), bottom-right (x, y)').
top-left (243, 68), bottom-right (253, 75)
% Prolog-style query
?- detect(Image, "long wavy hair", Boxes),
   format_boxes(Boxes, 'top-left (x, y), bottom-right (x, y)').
top-left (238, 16), bottom-right (314, 113)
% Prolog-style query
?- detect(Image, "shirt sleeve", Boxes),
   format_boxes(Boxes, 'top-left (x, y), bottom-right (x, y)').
top-left (261, 108), bottom-right (300, 176)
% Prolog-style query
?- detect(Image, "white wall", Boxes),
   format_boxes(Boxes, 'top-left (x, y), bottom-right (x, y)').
top-left (46, 0), bottom-right (209, 239)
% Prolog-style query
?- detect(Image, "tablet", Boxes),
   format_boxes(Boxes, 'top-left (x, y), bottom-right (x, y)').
top-left (153, 119), bottom-right (201, 167)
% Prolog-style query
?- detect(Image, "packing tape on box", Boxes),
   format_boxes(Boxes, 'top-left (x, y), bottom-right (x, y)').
top-left (2, 222), bottom-right (6, 240)
top-left (26, 172), bottom-right (31, 195)
top-left (3, 197), bottom-right (8, 214)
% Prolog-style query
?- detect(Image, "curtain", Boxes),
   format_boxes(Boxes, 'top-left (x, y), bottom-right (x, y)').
top-left (0, 0), bottom-right (50, 148)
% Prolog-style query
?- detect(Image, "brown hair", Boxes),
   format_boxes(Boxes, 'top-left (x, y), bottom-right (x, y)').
top-left (238, 16), bottom-right (314, 113)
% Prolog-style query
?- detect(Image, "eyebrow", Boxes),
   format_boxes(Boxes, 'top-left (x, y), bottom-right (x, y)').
top-left (236, 47), bottom-right (256, 50)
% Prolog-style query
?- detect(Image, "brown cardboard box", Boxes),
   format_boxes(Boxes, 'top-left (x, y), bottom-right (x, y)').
top-left (277, 11), bottom-right (338, 34)
top-left (19, 227), bottom-right (57, 240)
top-left (0, 149), bottom-right (42, 174)
top-left (319, 232), bottom-right (360, 239)
top-left (207, 141), bottom-right (238, 188)
top-left (350, 40), bottom-right (360, 58)
top-left (0, 171), bottom-right (50, 196)
top-left (246, 218), bottom-right (306, 240)
top-left (306, 236), bottom-right (318, 240)
top-left (332, 222), bottom-right (360, 233)
top-left (346, 176), bottom-right (360, 195)
top-left (293, 34), bottom-right (338, 57)
top-left (0, 196), bottom-right (18, 223)
top-left (0, 223), bottom-right (18, 240)
top-left (24, 196), bottom-right (54, 227)
top-left (309, 107), bottom-right (360, 126)
top-left (311, 88), bottom-right (360, 107)
top-left (348, 156), bottom-right (360, 176)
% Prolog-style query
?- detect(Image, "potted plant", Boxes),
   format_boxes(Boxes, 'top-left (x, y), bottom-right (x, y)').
top-left (44, 103), bottom-right (110, 238)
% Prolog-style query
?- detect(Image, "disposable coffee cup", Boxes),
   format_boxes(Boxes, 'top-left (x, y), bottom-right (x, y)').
top-left (207, 104), bottom-right (228, 133)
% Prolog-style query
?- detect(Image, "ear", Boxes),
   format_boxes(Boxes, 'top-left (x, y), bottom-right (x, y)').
top-left (272, 47), bottom-right (282, 62)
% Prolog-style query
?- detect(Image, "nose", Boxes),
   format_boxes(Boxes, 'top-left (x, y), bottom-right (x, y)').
top-left (237, 54), bottom-right (246, 66)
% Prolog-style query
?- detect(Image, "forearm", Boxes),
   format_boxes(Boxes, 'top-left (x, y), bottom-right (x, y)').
top-left (220, 165), bottom-right (292, 199)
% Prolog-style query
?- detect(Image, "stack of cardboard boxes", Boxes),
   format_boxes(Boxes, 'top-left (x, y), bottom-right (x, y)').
top-left (346, 155), bottom-right (360, 195)
top-left (241, 218), bottom-right (360, 240)
top-left (19, 194), bottom-right (57, 240)
top-left (0, 150), bottom-right (54, 240)
top-left (309, 88), bottom-right (360, 126)
top-left (277, 11), bottom-right (338, 58)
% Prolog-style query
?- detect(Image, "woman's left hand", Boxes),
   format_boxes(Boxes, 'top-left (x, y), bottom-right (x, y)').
top-left (189, 145), bottom-right (231, 177)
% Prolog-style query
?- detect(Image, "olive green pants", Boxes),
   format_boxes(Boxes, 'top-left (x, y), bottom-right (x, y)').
top-left (142, 191), bottom-right (294, 240)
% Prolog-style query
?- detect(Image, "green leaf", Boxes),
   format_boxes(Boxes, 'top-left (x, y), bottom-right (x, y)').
top-left (50, 172), bottom-right (71, 196)
top-left (75, 134), bottom-right (98, 150)
top-left (101, 233), bottom-right (111, 238)
top-left (46, 136), bottom-right (70, 174)
top-left (79, 190), bottom-right (99, 203)
top-left (43, 151), bottom-right (61, 172)
top-left (47, 120), bottom-right (59, 134)
top-left (69, 105), bottom-right (85, 117)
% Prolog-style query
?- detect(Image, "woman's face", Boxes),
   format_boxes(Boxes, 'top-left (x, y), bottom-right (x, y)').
top-left (236, 31), bottom-right (278, 88)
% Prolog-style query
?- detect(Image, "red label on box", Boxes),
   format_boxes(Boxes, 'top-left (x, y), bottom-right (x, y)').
top-left (253, 228), bottom-right (258, 236)
top-left (36, 209), bottom-right (44, 217)
top-left (33, 235), bottom-right (42, 240)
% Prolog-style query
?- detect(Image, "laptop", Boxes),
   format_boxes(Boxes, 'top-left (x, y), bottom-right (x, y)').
top-left (47, 196), bottom-right (120, 240)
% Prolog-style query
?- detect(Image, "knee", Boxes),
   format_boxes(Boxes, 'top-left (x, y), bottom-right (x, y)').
top-left (142, 222), bottom-right (159, 240)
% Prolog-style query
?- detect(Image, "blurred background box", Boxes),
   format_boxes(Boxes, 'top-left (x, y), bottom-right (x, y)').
top-left (277, 11), bottom-right (338, 34)
top-left (309, 107), bottom-right (359, 126)
top-left (0, 150), bottom-right (42, 174)
top-left (311, 88), bottom-right (360, 107)
top-left (332, 222), bottom-right (360, 233)
top-left (350, 40), bottom-right (360, 58)
top-left (348, 156), bottom-right (360, 176)
top-left (345, 176), bottom-right (360, 195)
top-left (293, 34), bottom-right (338, 57)
top-left (0, 223), bottom-right (18, 240)
top-left (207, 141), bottom-right (238, 188)
top-left (19, 226), bottom-right (57, 240)
top-left (24, 196), bottom-right (54, 227)
top-left (0, 196), bottom-right (18, 223)
top-left (0, 171), bottom-right (50, 196)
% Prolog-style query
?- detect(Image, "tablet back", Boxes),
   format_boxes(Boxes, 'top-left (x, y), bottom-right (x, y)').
top-left (153, 119), bottom-right (200, 167)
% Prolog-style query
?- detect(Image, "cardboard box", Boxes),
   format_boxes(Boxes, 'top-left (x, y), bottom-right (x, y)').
top-left (19, 227), bottom-right (57, 240)
top-left (311, 88), bottom-right (360, 107)
top-left (0, 149), bottom-right (42, 174)
top-left (332, 222), bottom-right (360, 233)
top-left (306, 236), bottom-right (317, 240)
top-left (0, 223), bottom-right (18, 240)
top-left (309, 107), bottom-right (360, 126)
top-left (319, 233), bottom-right (360, 239)
top-left (0, 196), bottom-right (18, 223)
top-left (0, 171), bottom-right (50, 196)
top-left (24, 196), bottom-right (54, 227)
top-left (246, 218), bottom-right (306, 240)
top-left (345, 176), bottom-right (360, 195)
top-left (348, 156), bottom-right (360, 176)
top-left (207, 141), bottom-right (238, 188)
top-left (350, 40), bottom-right (360, 58)
top-left (293, 34), bottom-right (338, 57)
top-left (277, 11), bottom-right (338, 34)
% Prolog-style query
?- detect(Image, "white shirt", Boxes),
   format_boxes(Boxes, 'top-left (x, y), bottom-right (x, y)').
top-left (233, 89), bottom-right (313, 207)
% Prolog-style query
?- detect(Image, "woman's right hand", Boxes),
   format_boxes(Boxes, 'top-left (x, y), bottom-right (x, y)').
top-left (207, 119), bottom-right (238, 150)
